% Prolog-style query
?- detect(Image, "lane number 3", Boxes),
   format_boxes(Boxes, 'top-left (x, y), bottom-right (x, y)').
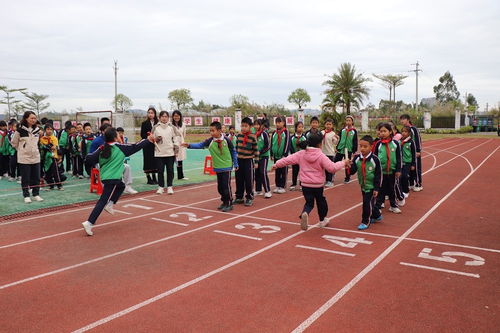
top-left (235, 223), bottom-right (281, 234)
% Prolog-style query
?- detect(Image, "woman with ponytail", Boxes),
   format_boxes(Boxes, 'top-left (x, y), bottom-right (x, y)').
top-left (81, 127), bottom-right (154, 236)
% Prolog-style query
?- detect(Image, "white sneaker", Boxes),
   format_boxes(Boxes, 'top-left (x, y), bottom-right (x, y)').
top-left (17, 180), bottom-right (21, 184)
top-left (319, 218), bottom-right (330, 228)
top-left (104, 202), bottom-right (115, 215)
top-left (8, 177), bottom-right (15, 182)
top-left (325, 181), bottom-right (334, 188)
top-left (397, 199), bottom-right (406, 207)
top-left (409, 186), bottom-right (415, 191)
top-left (403, 192), bottom-right (409, 199)
top-left (300, 212), bottom-right (309, 230)
top-left (380, 203), bottom-right (385, 208)
top-left (33, 196), bottom-right (44, 202)
top-left (255, 191), bottom-right (263, 196)
top-left (389, 206), bottom-right (402, 214)
top-left (273, 188), bottom-right (279, 193)
top-left (24, 197), bottom-right (32, 204)
top-left (82, 221), bottom-right (94, 236)
top-left (2, 173), bottom-right (7, 177)
top-left (264, 191), bottom-right (272, 198)
top-left (289, 186), bottom-right (296, 191)
top-left (413, 186), bottom-right (423, 192)
top-left (180, 177), bottom-right (189, 180)
top-left (277, 188), bottom-right (286, 194)
top-left (156, 187), bottom-right (164, 194)
top-left (124, 186), bottom-right (138, 194)
top-left (167, 187), bottom-right (174, 195)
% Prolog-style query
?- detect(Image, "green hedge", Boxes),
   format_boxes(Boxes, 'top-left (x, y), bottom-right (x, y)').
top-left (424, 126), bottom-right (473, 134)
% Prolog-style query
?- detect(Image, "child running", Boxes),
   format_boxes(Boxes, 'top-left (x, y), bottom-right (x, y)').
top-left (82, 128), bottom-right (154, 236)
top-left (373, 123), bottom-right (402, 214)
top-left (334, 115), bottom-right (358, 183)
top-left (272, 132), bottom-right (351, 230)
top-left (183, 121), bottom-right (238, 212)
top-left (290, 121), bottom-right (306, 191)
top-left (321, 118), bottom-right (340, 187)
top-left (254, 119), bottom-right (272, 198)
top-left (234, 117), bottom-right (259, 206)
top-left (349, 135), bottom-right (383, 230)
top-left (271, 116), bottom-right (290, 193)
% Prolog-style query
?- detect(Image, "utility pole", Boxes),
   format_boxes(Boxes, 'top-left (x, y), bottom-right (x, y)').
top-left (485, 102), bottom-right (489, 113)
top-left (410, 61), bottom-right (422, 112)
top-left (113, 60), bottom-right (118, 113)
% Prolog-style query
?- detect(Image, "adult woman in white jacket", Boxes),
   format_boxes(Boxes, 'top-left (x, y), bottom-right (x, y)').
top-left (11, 111), bottom-right (43, 203)
top-left (152, 111), bottom-right (181, 194)
top-left (171, 110), bottom-right (189, 180)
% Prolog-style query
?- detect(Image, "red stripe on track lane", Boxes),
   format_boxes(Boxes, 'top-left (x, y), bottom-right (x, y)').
top-left (69, 139), bottom-right (488, 332)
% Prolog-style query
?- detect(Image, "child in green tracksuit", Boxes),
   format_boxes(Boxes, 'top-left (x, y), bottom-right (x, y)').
top-left (290, 121), bottom-right (306, 190)
top-left (271, 116), bottom-right (290, 193)
top-left (398, 126), bottom-right (416, 199)
top-left (334, 115), bottom-right (358, 183)
top-left (254, 119), bottom-right (272, 198)
top-left (373, 123), bottom-right (402, 214)
top-left (183, 121), bottom-right (238, 212)
top-left (82, 128), bottom-right (154, 236)
top-left (349, 135), bottom-right (383, 230)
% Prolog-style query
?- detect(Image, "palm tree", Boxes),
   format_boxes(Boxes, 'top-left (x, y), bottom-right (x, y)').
top-left (323, 63), bottom-right (371, 114)
top-left (373, 74), bottom-right (407, 102)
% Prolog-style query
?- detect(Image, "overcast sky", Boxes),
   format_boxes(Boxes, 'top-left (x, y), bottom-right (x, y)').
top-left (1, 0), bottom-right (499, 113)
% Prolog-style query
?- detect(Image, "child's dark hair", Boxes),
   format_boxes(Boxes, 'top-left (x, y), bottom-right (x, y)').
top-left (242, 117), bottom-right (253, 126)
top-left (275, 116), bottom-right (285, 123)
top-left (101, 127), bottom-right (118, 159)
top-left (159, 111), bottom-right (169, 118)
top-left (294, 121), bottom-right (304, 131)
top-left (64, 120), bottom-right (72, 130)
top-left (379, 122), bottom-right (392, 132)
top-left (310, 116), bottom-right (319, 124)
top-left (116, 127), bottom-right (124, 132)
top-left (360, 135), bottom-right (373, 145)
top-left (401, 125), bottom-right (411, 134)
top-left (400, 114), bottom-right (411, 121)
top-left (210, 121), bottom-right (222, 130)
top-left (0, 120), bottom-right (7, 127)
top-left (99, 123), bottom-right (111, 133)
top-left (171, 110), bottom-right (183, 127)
top-left (83, 122), bottom-right (92, 129)
top-left (44, 123), bottom-right (54, 131)
top-left (41, 117), bottom-right (48, 125)
top-left (229, 125), bottom-right (235, 130)
top-left (324, 118), bottom-right (334, 124)
top-left (8, 119), bottom-right (17, 126)
top-left (68, 124), bottom-right (76, 130)
top-left (298, 132), bottom-right (323, 150)
top-left (376, 122), bottom-right (384, 130)
top-left (100, 117), bottom-right (110, 125)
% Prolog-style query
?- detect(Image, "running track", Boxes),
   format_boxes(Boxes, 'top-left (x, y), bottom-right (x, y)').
top-left (0, 138), bottom-right (499, 332)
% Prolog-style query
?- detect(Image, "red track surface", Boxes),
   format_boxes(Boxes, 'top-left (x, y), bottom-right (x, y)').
top-left (0, 138), bottom-right (499, 332)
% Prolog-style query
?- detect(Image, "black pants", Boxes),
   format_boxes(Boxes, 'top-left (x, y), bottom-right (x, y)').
top-left (274, 158), bottom-right (287, 188)
top-left (0, 155), bottom-right (8, 175)
top-left (400, 163), bottom-right (411, 194)
top-left (88, 180), bottom-right (125, 224)
top-left (19, 163), bottom-right (40, 198)
top-left (255, 156), bottom-right (270, 193)
top-left (156, 156), bottom-right (175, 188)
top-left (291, 164), bottom-right (300, 186)
top-left (61, 148), bottom-right (71, 173)
top-left (72, 155), bottom-right (84, 176)
top-left (235, 158), bottom-right (254, 200)
top-left (176, 160), bottom-right (185, 179)
top-left (301, 186), bottom-right (328, 221)
top-left (362, 190), bottom-right (381, 224)
top-left (216, 171), bottom-right (232, 205)
top-left (44, 161), bottom-right (65, 189)
top-left (376, 173), bottom-right (397, 208)
top-left (9, 154), bottom-right (18, 178)
top-left (325, 155), bottom-right (335, 182)
top-left (410, 155), bottom-right (422, 187)
top-left (334, 152), bottom-right (352, 181)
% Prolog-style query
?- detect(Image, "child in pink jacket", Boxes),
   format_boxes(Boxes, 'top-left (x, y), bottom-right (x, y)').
top-left (272, 132), bottom-right (351, 230)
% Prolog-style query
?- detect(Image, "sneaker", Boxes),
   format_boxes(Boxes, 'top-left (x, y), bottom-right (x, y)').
top-left (124, 186), bottom-right (138, 194)
top-left (289, 186), bottom-right (296, 191)
top-left (277, 188), bottom-right (286, 194)
top-left (167, 187), bottom-right (174, 195)
top-left (33, 196), bottom-right (44, 202)
top-left (234, 198), bottom-right (244, 204)
top-left (319, 218), bottom-right (330, 228)
top-left (221, 205), bottom-right (233, 212)
top-left (255, 191), bottom-right (263, 196)
top-left (2, 173), bottom-right (7, 177)
top-left (8, 177), bottom-right (15, 182)
top-left (17, 180), bottom-right (21, 184)
top-left (156, 187), bottom-right (164, 195)
top-left (24, 197), bottom-right (32, 204)
top-left (300, 212), bottom-right (309, 230)
top-left (264, 191), bottom-right (272, 198)
top-left (357, 223), bottom-right (369, 230)
top-left (409, 186), bottom-right (415, 191)
top-left (389, 206), bottom-right (402, 214)
top-left (273, 188), bottom-right (280, 193)
top-left (380, 203), bottom-right (385, 208)
top-left (343, 179), bottom-right (350, 184)
top-left (403, 192), bottom-right (409, 199)
top-left (244, 199), bottom-right (253, 206)
top-left (104, 202), bottom-right (115, 215)
top-left (217, 203), bottom-right (225, 210)
top-left (58, 187), bottom-right (64, 191)
top-left (78, 175), bottom-right (84, 179)
top-left (397, 198), bottom-right (406, 207)
top-left (370, 215), bottom-right (383, 223)
top-left (180, 177), bottom-right (189, 180)
top-left (82, 221), bottom-right (94, 236)
top-left (413, 186), bottom-right (423, 192)
top-left (325, 181), bottom-right (334, 188)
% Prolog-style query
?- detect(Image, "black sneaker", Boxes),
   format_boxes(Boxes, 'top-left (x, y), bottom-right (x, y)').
top-left (222, 205), bottom-right (233, 212)
top-left (244, 199), bottom-right (253, 206)
top-left (234, 198), bottom-right (244, 204)
top-left (217, 203), bottom-right (225, 210)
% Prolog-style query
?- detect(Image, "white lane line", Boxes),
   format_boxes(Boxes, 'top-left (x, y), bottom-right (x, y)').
top-left (291, 145), bottom-right (499, 333)
top-left (213, 230), bottom-right (262, 241)
top-left (113, 209), bottom-right (132, 215)
top-left (295, 245), bottom-right (355, 257)
top-left (151, 218), bottom-right (188, 227)
top-left (399, 262), bottom-right (480, 278)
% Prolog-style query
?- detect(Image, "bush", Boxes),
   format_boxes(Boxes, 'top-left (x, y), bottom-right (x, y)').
top-left (424, 126), bottom-right (473, 134)
top-left (457, 126), bottom-right (473, 134)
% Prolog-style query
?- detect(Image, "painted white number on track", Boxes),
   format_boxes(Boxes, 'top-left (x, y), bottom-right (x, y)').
top-left (122, 204), bottom-right (152, 210)
top-left (169, 212), bottom-right (212, 222)
top-left (418, 248), bottom-right (485, 266)
top-left (235, 223), bottom-right (281, 234)
top-left (322, 235), bottom-right (373, 248)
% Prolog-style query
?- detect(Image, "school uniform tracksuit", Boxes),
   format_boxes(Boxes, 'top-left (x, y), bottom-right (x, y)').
top-left (188, 136), bottom-right (238, 207)
top-left (40, 135), bottom-right (65, 189)
top-left (350, 153), bottom-right (382, 226)
top-left (69, 134), bottom-right (84, 177)
top-left (334, 127), bottom-right (358, 181)
top-left (82, 134), bottom-right (95, 176)
top-left (255, 130), bottom-right (271, 194)
top-left (271, 128), bottom-right (290, 189)
top-left (235, 133), bottom-right (259, 200)
top-left (400, 137), bottom-right (417, 194)
top-left (409, 125), bottom-right (422, 188)
top-left (322, 130), bottom-right (339, 183)
top-left (374, 139), bottom-right (402, 209)
top-left (290, 133), bottom-right (306, 187)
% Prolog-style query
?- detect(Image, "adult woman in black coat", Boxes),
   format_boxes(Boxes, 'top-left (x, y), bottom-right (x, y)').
top-left (140, 107), bottom-right (159, 184)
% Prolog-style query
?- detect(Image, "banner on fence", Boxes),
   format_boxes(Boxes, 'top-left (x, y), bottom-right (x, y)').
top-left (286, 116), bottom-right (294, 126)
top-left (53, 121), bottom-right (61, 130)
top-left (183, 117), bottom-right (192, 126)
top-left (235, 110), bottom-right (242, 131)
top-left (273, 117), bottom-right (277, 125)
top-left (211, 117), bottom-right (221, 123)
top-left (297, 111), bottom-right (304, 123)
top-left (223, 117), bottom-right (232, 125)
top-left (194, 117), bottom-right (203, 126)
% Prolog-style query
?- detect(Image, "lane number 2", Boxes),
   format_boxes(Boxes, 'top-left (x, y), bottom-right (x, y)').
top-left (169, 212), bottom-right (212, 222)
